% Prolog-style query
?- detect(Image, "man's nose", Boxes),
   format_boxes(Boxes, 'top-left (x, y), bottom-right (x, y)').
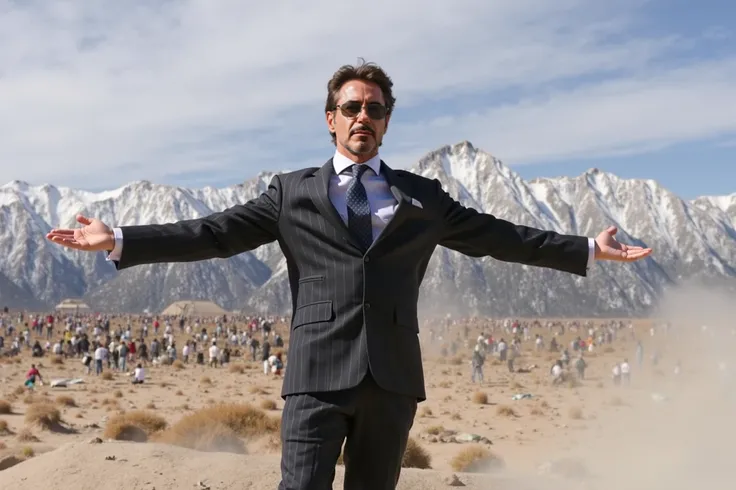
top-left (356, 107), bottom-right (372, 123)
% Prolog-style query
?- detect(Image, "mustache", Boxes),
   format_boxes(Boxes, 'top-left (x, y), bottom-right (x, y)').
top-left (350, 125), bottom-right (374, 136)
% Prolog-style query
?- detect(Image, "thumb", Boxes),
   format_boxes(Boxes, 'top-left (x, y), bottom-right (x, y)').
top-left (606, 225), bottom-right (617, 236)
top-left (76, 214), bottom-right (92, 226)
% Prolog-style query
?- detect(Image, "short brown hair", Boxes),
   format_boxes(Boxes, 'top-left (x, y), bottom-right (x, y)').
top-left (325, 58), bottom-right (396, 144)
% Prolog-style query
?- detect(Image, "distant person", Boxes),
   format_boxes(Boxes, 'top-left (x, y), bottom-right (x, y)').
top-left (471, 344), bottom-right (485, 383)
top-left (132, 363), bottom-right (145, 384)
top-left (46, 59), bottom-right (652, 490)
top-left (25, 364), bottom-right (43, 389)
top-left (620, 359), bottom-right (631, 385)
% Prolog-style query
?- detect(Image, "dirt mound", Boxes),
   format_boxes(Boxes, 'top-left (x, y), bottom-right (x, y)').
top-left (0, 440), bottom-right (532, 490)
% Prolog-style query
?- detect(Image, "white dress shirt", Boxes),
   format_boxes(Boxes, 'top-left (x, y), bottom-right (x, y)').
top-left (108, 150), bottom-right (596, 268)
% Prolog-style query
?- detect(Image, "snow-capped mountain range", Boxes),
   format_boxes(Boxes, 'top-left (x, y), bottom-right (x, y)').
top-left (1, 141), bottom-right (733, 317)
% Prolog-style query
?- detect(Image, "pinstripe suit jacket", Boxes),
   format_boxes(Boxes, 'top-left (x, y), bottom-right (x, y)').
top-left (112, 158), bottom-right (589, 400)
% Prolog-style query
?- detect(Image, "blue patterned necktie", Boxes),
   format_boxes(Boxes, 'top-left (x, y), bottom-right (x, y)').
top-left (346, 164), bottom-right (373, 250)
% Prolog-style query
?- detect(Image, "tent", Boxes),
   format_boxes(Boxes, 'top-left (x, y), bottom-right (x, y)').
top-left (160, 300), bottom-right (227, 317)
top-left (55, 298), bottom-right (92, 314)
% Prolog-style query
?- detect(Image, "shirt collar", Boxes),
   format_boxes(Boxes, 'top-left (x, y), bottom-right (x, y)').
top-left (332, 150), bottom-right (382, 176)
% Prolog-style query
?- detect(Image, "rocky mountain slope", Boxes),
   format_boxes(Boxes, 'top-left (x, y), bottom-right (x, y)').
top-left (0, 141), bottom-right (733, 317)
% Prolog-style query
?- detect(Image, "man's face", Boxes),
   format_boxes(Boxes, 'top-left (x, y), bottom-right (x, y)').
top-left (326, 79), bottom-right (390, 161)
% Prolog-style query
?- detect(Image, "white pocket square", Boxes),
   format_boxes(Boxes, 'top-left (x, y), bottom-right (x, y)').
top-left (411, 198), bottom-right (423, 209)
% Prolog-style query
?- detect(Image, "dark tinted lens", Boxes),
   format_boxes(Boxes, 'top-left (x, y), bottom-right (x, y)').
top-left (339, 102), bottom-right (362, 117)
top-left (365, 104), bottom-right (387, 120)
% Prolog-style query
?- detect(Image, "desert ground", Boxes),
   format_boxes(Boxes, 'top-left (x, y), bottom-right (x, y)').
top-left (1, 309), bottom-right (735, 490)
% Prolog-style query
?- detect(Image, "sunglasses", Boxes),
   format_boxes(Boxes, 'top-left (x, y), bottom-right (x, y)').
top-left (336, 101), bottom-right (387, 120)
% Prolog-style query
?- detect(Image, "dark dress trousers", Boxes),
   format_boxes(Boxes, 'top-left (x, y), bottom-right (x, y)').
top-left (111, 159), bottom-right (589, 489)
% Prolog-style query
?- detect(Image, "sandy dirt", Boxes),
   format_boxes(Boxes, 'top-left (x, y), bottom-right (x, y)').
top-left (1, 308), bottom-right (734, 490)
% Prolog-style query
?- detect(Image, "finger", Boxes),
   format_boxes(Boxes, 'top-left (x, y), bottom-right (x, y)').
top-left (607, 225), bottom-right (617, 236)
top-left (46, 229), bottom-right (76, 236)
top-left (49, 236), bottom-right (86, 249)
top-left (76, 215), bottom-right (92, 226)
top-left (624, 249), bottom-right (652, 260)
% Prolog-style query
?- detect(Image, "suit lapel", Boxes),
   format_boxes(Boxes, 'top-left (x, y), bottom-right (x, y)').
top-left (305, 159), bottom-right (364, 251)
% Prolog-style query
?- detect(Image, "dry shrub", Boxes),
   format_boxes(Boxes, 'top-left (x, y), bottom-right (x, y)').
top-left (259, 399), bottom-right (277, 411)
top-left (104, 421), bottom-right (148, 442)
top-left (450, 412), bottom-right (462, 421)
top-left (229, 364), bottom-right (245, 374)
top-left (530, 406), bottom-right (545, 416)
top-left (23, 394), bottom-right (37, 404)
top-left (0, 399), bottom-right (12, 414)
top-left (450, 445), bottom-right (504, 473)
top-left (25, 403), bottom-right (62, 430)
top-left (50, 356), bottom-right (64, 365)
top-left (569, 407), bottom-right (584, 420)
top-left (113, 390), bottom-right (123, 398)
top-left (101, 372), bottom-right (114, 380)
top-left (426, 425), bottom-right (444, 435)
top-left (175, 390), bottom-right (184, 396)
top-left (153, 403), bottom-right (280, 454)
top-left (402, 437), bottom-right (432, 469)
top-left (55, 395), bottom-right (76, 407)
top-left (0, 441), bottom-right (6, 450)
top-left (16, 428), bottom-right (39, 442)
top-left (13, 386), bottom-right (25, 395)
top-left (418, 406), bottom-right (433, 417)
top-left (146, 402), bottom-right (156, 409)
top-left (0, 418), bottom-right (10, 434)
top-left (200, 376), bottom-right (213, 385)
top-left (449, 355), bottom-right (463, 365)
top-left (496, 405), bottom-right (518, 417)
top-left (21, 446), bottom-right (35, 458)
top-left (172, 360), bottom-right (185, 370)
top-left (249, 386), bottom-right (268, 395)
top-left (472, 392), bottom-right (488, 404)
top-left (438, 381), bottom-right (452, 389)
top-left (105, 410), bottom-right (168, 437)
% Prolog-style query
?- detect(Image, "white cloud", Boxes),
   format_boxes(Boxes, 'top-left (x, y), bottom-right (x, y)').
top-left (0, 0), bottom-right (732, 189)
top-left (387, 59), bottom-right (736, 166)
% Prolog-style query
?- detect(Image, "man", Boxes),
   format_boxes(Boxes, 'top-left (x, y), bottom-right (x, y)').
top-left (46, 59), bottom-right (652, 489)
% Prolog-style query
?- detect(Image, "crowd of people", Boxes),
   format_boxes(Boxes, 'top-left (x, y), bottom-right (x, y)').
top-left (1, 307), bottom-right (730, 394)
top-left (0, 309), bottom-right (288, 384)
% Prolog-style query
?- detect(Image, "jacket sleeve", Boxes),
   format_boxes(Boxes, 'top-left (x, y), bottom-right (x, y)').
top-left (113, 174), bottom-right (282, 270)
top-left (434, 179), bottom-right (589, 276)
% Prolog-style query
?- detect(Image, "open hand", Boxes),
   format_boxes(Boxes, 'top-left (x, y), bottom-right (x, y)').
top-left (594, 225), bottom-right (652, 262)
top-left (46, 214), bottom-right (115, 252)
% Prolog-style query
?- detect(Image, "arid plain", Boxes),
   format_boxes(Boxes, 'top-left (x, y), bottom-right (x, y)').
top-left (1, 312), bottom-right (734, 490)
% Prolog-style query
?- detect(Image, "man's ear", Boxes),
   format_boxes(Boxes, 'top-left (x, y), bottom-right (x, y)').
top-left (384, 113), bottom-right (391, 134)
top-left (326, 110), bottom-right (335, 134)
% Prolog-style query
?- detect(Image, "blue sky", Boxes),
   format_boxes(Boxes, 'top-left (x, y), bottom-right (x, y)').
top-left (0, 0), bottom-right (733, 200)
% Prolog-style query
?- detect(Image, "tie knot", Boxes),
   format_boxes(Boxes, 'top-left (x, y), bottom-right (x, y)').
top-left (351, 164), bottom-right (371, 179)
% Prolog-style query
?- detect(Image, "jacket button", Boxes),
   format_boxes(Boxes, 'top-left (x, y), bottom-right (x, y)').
top-left (364, 303), bottom-right (371, 309)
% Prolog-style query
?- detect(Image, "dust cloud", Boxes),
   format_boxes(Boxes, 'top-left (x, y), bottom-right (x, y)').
top-left (483, 281), bottom-right (736, 490)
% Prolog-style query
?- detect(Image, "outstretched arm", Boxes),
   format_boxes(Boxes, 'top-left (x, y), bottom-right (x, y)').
top-left (47, 175), bottom-right (283, 270)
top-left (434, 180), bottom-right (650, 275)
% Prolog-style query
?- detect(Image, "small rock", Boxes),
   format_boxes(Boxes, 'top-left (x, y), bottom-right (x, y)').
top-left (89, 437), bottom-right (103, 444)
top-left (443, 473), bottom-right (465, 486)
